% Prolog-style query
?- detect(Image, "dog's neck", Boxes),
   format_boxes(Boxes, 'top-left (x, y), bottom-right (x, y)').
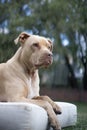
top-left (7, 47), bottom-right (37, 76)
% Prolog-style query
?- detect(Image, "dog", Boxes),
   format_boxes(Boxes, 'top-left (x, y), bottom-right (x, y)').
top-left (0, 32), bottom-right (61, 130)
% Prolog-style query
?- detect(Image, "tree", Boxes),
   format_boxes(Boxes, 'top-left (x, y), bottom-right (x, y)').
top-left (0, 0), bottom-right (33, 62)
top-left (29, 0), bottom-right (87, 90)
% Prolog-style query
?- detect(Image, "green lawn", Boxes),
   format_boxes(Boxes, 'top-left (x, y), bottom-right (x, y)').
top-left (63, 102), bottom-right (87, 130)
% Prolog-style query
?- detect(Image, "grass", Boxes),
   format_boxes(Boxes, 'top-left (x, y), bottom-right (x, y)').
top-left (63, 102), bottom-right (87, 130)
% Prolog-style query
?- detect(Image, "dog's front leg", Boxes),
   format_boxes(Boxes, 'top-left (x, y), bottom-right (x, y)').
top-left (11, 97), bottom-right (61, 130)
top-left (33, 96), bottom-right (62, 115)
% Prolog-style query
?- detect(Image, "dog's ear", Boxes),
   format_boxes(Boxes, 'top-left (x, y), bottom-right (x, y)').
top-left (14, 32), bottom-right (30, 45)
top-left (47, 38), bottom-right (53, 51)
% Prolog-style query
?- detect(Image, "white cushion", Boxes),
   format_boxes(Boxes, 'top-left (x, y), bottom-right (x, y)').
top-left (56, 102), bottom-right (77, 127)
top-left (0, 102), bottom-right (77, 130)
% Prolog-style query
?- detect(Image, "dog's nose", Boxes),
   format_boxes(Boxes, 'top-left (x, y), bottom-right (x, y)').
top-left (47, 53), bottom-right (53, 57)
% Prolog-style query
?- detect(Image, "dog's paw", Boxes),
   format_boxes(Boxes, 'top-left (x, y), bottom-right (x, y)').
top-left (52, 103), bottom-right (62, 115)
top-left (50, 119), bottom-right (61, 130)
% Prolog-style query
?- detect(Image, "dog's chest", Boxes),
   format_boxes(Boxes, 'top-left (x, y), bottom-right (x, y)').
top-left (27, 76), bottom-right (39, 99)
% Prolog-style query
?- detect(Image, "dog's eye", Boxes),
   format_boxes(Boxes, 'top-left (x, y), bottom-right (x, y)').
top-left (33, 43), bottom-right (39, 47)
top-left (48, 46), bottom-right (52, 50)
top-left (49, 45), bottom-right (53, 51)
top-left (48, 46), bottom-right (51, 49)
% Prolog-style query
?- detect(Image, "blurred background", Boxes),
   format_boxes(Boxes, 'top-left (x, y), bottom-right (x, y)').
top-left (0, 0), bottom-right (87, 129)
top-left (0, 0), bottom-right (87, 101)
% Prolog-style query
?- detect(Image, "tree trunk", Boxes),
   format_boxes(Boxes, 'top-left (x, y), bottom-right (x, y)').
top-left (83, 63), bottom-right (87, 90)
top-left (64, 54), bottom-right (78, 89)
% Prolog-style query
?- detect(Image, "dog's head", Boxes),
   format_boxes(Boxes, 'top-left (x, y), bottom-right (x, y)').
top-left (14, 32), bottom-right (53, 69)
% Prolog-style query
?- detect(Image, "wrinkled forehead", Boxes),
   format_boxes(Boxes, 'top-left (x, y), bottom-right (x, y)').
top-left (28, 35), bottom-right (51, 46)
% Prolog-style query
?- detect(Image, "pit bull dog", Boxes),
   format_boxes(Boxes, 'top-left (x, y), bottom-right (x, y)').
top-left (0, 32), bottom-right (61, 130)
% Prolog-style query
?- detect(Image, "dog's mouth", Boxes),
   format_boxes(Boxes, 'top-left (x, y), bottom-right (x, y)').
top-left (35, 57), bottom-right (53, 68)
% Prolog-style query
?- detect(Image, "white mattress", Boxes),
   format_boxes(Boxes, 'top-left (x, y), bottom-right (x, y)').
top-left (0, 102), bottom-right (77, 130)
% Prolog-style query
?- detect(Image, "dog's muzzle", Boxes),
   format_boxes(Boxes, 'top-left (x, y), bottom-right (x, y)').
top-left (35, 52), bottom-right (53, 68)
top-left (44, 53), bottom-right (53, 66)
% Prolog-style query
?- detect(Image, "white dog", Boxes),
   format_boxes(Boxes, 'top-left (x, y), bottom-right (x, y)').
top-left (0, 32), bottom-right (61, 130)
